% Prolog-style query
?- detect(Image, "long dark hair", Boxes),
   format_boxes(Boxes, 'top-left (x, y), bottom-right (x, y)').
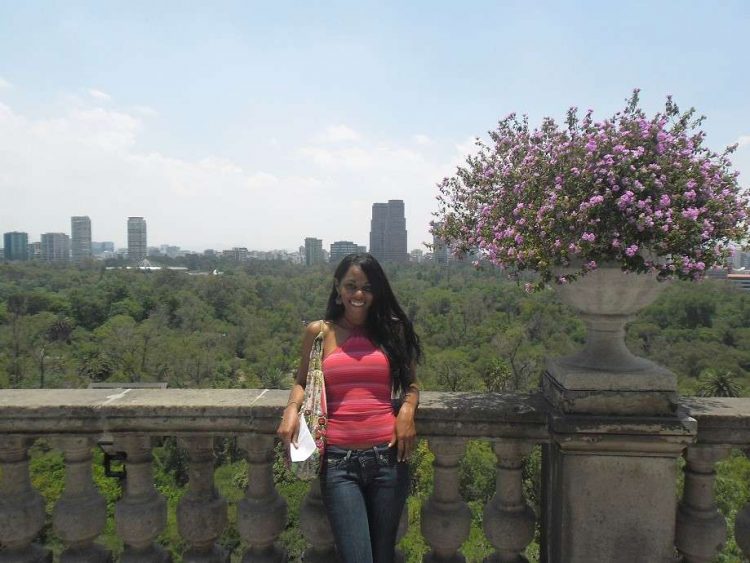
top-left (325, 253), bottom-right (422, 393)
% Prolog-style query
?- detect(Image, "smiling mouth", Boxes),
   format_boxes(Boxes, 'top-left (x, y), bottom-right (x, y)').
top-left (350, 300), bottom-right (366, 307)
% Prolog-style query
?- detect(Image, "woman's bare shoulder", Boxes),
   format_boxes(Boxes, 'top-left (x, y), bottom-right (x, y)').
top-left (304, 319), bottom-right (329, 337)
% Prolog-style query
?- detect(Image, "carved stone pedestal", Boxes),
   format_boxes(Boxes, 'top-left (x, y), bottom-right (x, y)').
top-left (547, 264), bottom-right (678, 416)
top-left (543, 360), bottom-right (678, 417)
top-left (542, 413), bottom-right (695, 562)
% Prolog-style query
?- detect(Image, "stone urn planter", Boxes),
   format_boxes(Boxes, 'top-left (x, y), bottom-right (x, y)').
top-left (543, 264), bottom-right (678, 416)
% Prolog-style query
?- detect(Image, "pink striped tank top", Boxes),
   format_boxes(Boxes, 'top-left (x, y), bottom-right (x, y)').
top-left (323, 327), bottom-right (395, 447)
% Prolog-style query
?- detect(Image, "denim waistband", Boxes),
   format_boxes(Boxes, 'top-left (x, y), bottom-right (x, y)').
top-left (326, 443), bottom-right (391, 456)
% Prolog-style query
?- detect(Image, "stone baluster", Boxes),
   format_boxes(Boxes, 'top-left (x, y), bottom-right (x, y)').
top-left (114, 434), bottom-right (170, 562)
top-left (51, 435), bottom-right (111, 562)
top-left (421, 437), bottom-right (471, 563)
top-left (675, 444), bottom-right (731, 563)
top-left (0, 436), bottom-right (50, 563)
top-left (483, 440), bottom-right (536, 563)
top-left (177, 435), bottom-right (228, 562)
top-left (237, 434), bottom-right (287, 563)
top-left (735, 448), bottom-right (750, 558)
top-left (299, 478), bottom-right (338, 563)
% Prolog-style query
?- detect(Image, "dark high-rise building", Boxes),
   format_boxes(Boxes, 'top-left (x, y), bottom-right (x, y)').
top-left (71, 216), bottom-right (92, 263)
top-left (127, 217), bottom-right (147, 262)
top-left (329, 241), bottom-right (366, 264)
top-left (41, 233), bottom-right (70, 263)
top-left (3, 232), bottom-right (29, 261)
top-left (369, 200), bottom-right (407, 263)
top-left (305, 237), bottom-right (324, 266)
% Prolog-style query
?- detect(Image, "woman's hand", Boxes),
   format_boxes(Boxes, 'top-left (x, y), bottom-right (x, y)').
top-left (277, 405), bottom-right (301, 447)
top-left (389, 402), bottom-right (417, 462)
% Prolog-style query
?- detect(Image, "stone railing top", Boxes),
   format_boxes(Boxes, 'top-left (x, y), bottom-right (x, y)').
top-left (681, 396), bottom-right (750, 446)
top-left (2, 390), bottom-right (749, 446)
top-left (0, 389), bottom-right (550, 441)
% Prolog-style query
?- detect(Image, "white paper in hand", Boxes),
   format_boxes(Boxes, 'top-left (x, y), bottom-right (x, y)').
top-left (290, 413), bottom-right (317, 462)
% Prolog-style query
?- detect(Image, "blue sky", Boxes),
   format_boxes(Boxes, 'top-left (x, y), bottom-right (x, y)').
top-left (1, 1), bottom-right (748, 251)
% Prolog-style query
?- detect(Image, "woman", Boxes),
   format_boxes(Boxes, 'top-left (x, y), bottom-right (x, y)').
top-left (277, 253), bottom-right (422, 563)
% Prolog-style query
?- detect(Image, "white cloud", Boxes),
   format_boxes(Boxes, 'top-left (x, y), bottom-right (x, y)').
top-left (131, 105), bottom-right (158, 117)
top-left (88, 88), bottom-right (112, 101)
top-left (246, 171), bottom-right (280, 189)
top-left (0, 76), bottom-right (12, 89)
top-left (295, 134), bottom-right (466, 249)
top-left (413, 134), bottom-right (433, 146)
top-left (737, 135), bottom-right (750, 148)
top-left (300, 146), bottom-right (375, 169)
top-left (315, 124), bottom-right (361, 143)
top-left (0, 94), bottom-right (466, 251)
top-left (454, 136), bottom-right (480, 159)
top-left (0, 98), bottom-right (295, 248)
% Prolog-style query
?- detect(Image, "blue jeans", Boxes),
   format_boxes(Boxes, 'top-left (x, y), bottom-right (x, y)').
top-left (320, 444), bottom-right (410, 563)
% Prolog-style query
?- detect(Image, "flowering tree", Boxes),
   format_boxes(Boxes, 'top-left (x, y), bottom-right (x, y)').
top-left (433, 91), bottom-right (750, 290)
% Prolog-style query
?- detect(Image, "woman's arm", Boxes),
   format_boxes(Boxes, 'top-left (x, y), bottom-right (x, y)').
top-left (276, 320), bottom-right (325, 447)
top-left (390, 364), bottom-right (420, 462)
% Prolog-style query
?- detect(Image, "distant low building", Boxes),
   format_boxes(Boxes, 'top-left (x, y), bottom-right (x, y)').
top-left (728, 272), bottom-right (750, 292)
top-left (247, 249), bottom-right (296, 261)
top-left (432, 231), bottom-right (449, 264)
top-left (29, 242), bottom-right (41, 261)
top-left (160, 245), bottom-right (181, 258)
top-left (410, 249), bottom-right (424, 263)
top-left (91, 241), bottom-right (115, 256)
top-left (222, 247), bottom-right (249, 261)
top-left (329, 241), bottom-right (366, 263)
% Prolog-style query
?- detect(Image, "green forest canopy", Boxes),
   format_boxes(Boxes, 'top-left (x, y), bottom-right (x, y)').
top-left (1, 260), bottom-right (748, 396)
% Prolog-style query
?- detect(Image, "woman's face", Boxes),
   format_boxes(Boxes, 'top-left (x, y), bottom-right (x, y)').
top-left (336, 265), bottom-right (374, 322)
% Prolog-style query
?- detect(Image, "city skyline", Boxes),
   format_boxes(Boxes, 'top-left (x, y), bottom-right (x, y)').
top-left (0, 2), bottom-right (749, 250)
top-left (1, 210), bottom-right (413, 255)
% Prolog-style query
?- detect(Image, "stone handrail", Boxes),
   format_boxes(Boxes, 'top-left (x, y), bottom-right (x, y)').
top-left (676, 397), bottom-right (750, 562)
top-left (1, 390), bottom-right (748, 562)
top-left (0, 389), bottom-right (550, 438)
top-left (0, 389), bottom-right (548, 562)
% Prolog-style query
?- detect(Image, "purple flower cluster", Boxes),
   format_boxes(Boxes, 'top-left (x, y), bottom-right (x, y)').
top-left (434, 90), bottom-right (750, 289)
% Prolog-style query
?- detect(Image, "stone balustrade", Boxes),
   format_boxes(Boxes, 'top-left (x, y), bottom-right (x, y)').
top-left (676, 397), bottom-right (750, 562)
top-left (0, 389), bottom-right (748, 562)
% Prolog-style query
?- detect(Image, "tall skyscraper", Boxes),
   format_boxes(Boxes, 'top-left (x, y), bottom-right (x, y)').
top-left (41, 233), bottom-right (70, 263)
top-left (329, 241), bottom-right (366, 264)
top-left (369, 200), bottom-right (408, 263)
top-left (127, 217), bottom-right (147, 262)
top-left (71, 216), bottom-right (92, 264)
top-left (3, 232), bottom-right (29, 261)
top-left (305, 237), bottom-right (324, 266)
